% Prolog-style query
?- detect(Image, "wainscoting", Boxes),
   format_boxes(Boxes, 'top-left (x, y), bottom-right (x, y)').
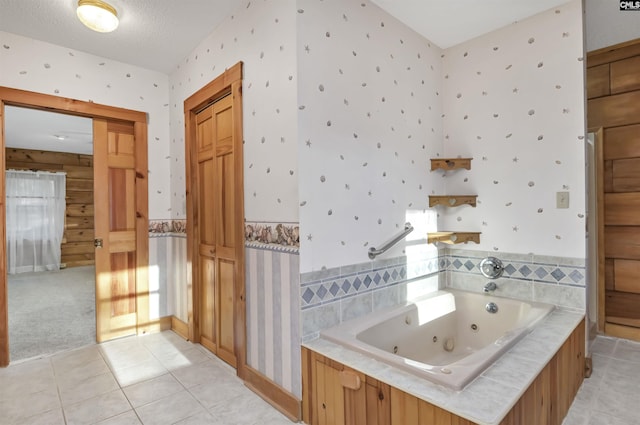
top-left (245, 243), bottom-right (301, 398)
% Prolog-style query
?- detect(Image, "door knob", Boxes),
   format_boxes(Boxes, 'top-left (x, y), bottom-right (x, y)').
top-left (94, 238), bottom-right (103, 248)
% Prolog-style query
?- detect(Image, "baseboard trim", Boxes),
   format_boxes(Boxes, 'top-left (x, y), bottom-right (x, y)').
top-left (605, 322), bottom-right (640, 342)
top-left (243, 365), bottom-right (301, 422)
top-left (171, 316), bottom-right (189, 340)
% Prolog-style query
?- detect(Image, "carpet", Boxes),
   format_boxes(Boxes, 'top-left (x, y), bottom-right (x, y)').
top-left (8, 266), bottom-right (96, 362)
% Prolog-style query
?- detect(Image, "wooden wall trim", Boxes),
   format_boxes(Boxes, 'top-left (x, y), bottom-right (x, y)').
top-left (244, 365), bottom-right (302, 422)
top-left (588, 37), bottom-right (640, 68)
top-left (0, 87), bottom-right (146, 123)
top-left (0, 101), bottom-right (7, 366)
top-left (134, 121), bottom-right (150, 336)
top-left (171, 316), bottom-right (189, 340)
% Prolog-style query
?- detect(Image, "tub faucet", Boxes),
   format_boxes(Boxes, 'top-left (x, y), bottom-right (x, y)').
top-left (483, 282), bottom-right (497, 293)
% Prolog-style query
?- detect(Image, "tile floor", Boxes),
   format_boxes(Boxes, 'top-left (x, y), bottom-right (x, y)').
top-left (2, 332), bottom-right (639, 425)
top-left (563, 336), bottom-right (640, 425)
top-left (0, 331), bottom-right (293, 425)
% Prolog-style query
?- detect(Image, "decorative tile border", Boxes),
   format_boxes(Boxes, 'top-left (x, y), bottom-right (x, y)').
top-left (445, 250), bottom-right (586, 287)
top-left (300, 254), bottom-right (441, 310)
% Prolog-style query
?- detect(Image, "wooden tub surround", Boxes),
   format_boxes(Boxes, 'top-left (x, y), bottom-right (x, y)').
top-left (302, 312), bottom-right (585, 425)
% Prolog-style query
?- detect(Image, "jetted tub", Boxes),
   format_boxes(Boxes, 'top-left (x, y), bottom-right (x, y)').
top-left (320, 289), bottom-right (555, 390)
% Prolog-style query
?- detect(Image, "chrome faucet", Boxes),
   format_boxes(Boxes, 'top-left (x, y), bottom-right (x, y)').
top-left (483, 282), bottom-right (497, 293)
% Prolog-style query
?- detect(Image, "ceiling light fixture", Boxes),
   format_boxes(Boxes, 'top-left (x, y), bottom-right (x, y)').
top-left (77, 0), bottom-right (119, 33)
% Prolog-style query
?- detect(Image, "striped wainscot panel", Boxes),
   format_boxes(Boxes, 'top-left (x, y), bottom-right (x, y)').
top-left (149, 233), bottom-right (188, 322)
top-left (246, 244), bottom-right (301, 398)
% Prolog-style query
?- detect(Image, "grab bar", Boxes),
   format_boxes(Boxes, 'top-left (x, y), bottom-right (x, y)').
top-left (368, 222), bottom-right (414, 260)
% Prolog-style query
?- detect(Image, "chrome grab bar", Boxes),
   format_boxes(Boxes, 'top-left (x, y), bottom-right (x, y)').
top-left (368, 222), bottom-right (414, 260)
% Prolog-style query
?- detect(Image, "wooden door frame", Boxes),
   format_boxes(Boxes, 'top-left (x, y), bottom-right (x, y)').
top-left (0, 86), bottom-right (150, 366)
top-left (184, 62), bottom-right (247, 379)
top-left (589, 127), bottom-right (605, 333)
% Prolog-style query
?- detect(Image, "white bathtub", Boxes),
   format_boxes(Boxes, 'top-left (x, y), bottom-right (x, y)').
top-left (320, 289), bottom-right (554, 390)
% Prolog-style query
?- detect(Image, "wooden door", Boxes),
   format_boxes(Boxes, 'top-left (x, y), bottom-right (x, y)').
top-left (93, 118), bottom-right (149, 343)
top-left (194, 94), bottom-right (238, 367)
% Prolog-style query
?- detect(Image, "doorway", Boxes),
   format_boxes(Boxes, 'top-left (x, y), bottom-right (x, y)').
top-left (184, 62), bottom-right (247, 374)
top-left (4, 105), bottom-right (95, 362)
top-left (0, 87), bottom-right (150, 367)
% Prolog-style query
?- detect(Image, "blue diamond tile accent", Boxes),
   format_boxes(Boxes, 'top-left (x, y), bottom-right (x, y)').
top-left (302, 288), bottom-right (314, 304)
top-left (535, 267), bottom-right (548, 279)
top-left (504, 264), bottom-right (517, 275)
top-left (452, 259), bottom-right (463, 269)
top-left (373, 273), bottom-right (382, 285)
top-left (364, 275), bottom-right (372, 288)
top-left (342, 280), bottom-right (351, 293)
top-left (353, 277), bottom-right (362, 290)
top-left (551, 268), bottom-right (566, 281)
top-left (400, 267), bottom-right (406, 278)
top-left (316, 285), bottom-right (328, 299)
top-left (569, 270), bottom-right (584, 283)
top-left (383, 271), bottom-right (390, 282)
top-left (464, 260), bottom-right (475, 271)
top-left (329, 282), bottom-right (340, 296)
top-left (391, 269), bottom-right (399, 280)
top-left (519, 265), bottom-right (532, 277)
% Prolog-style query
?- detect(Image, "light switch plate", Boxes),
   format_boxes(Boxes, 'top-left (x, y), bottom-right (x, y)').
top-left (556, 191), bottom-right (570, 209)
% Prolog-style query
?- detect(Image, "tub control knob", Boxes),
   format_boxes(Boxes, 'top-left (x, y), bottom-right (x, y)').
top-left (486, 302), bottom-right (499, 314)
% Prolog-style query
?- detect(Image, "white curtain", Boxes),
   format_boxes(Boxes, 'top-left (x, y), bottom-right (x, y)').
top-left (6, 170), bottom-right (66, 274)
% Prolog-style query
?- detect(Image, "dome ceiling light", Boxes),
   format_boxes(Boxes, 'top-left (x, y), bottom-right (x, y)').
top-left (76, 0), bottom-right (119, 33)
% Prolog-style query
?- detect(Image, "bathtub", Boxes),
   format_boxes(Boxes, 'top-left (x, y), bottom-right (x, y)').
top-left (320, 289), bottom-right (554, 390)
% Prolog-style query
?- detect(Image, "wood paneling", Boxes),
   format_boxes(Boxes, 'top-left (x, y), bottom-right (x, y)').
top-left (303, 320), bottom-right (585, 425)
top-left (589, 39), bottom-right (640, 334)
top-left (604, 226), bottom-right (640, 260)
top-left (586, 63), bottom-right (610, 99)
top-left (6, 148), bottom-right (94, 268)
top-left (611, 55), bottom-right (640, 94)
top-left (588, 90), bottom-right (640, 129)
top-left (613, 259), bottom-right (640, 293)
top-left (604, 124), bottom-right (640, 160)
top-left (612, 159), bottom-right (640, 192)
top-left (605, 193), bottom-right (640, 224)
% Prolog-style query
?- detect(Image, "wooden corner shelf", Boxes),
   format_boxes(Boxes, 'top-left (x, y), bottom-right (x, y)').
top-left (427, 231), bottom-right (481, 245)
top-left (429, 195), bottom-right (477, 208)
top-left (430, 157), bottom-right (472, 171)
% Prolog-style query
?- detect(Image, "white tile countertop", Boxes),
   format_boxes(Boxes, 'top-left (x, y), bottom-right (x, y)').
top-left (303, 308), bottom-right (585, 425)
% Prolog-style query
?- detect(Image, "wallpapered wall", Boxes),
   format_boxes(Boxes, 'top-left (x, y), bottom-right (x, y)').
top-left (0, 31), bottom-right (172, 219)
top-left (441, 0), bottom-right (586, 258)
top-left (297, 0), bottom-right (444, 273)
top-left (167, 0), bottom-right (300, 397)
top-left (168, 0), bottom-right (298, 223)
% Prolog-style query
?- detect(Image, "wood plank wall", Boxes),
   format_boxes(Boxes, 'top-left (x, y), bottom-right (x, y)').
top-left (5, 148), bottom-right (95, 268)
top-left (587, 38), bottom-right (640, 327)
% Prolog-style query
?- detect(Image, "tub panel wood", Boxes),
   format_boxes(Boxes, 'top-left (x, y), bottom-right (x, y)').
top-left (302, 319), bottom-right (585, 425)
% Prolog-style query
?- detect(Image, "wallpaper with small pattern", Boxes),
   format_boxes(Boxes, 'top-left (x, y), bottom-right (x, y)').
top-left (297, 0), bottom-right (444, 272)
top-left (441, 0), bottom-right (586, 258)
top-left (0, 31), bottom-right (172, 219)
top-left (168, 0), bottom-right (298, 223)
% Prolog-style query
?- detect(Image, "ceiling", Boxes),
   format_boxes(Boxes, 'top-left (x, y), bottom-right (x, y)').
top-left (4, 106), bottom-right (93, 155)
top-left (0, 0), bottom-right (573, 75)
top-left (0, 0), bottom-right (573, 155)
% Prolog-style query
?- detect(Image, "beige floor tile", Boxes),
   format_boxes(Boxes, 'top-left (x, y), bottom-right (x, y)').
top-left (0, 388), bottom-right (61, 423)
top-left (172, 411), bottom-right (223, 425)
top-left (64, 389), bottom-right (131, 425)
top-left (123, 373), bottom-right (184, 408)
top-left (111, 358), bottom-right (167, 387)
top-left (135, 390), bottom-right (207, 425)
top-left (155, 346), bottom-right (210, 371)
top-left (52, 345), bottom-right (104, 373)
top-left (94, 410), bottom-right (142, 425)
top-left (59, 371), bottom-right (120, 406)
top-left (171, 359), bottom-right (234, 388)
top-left (188, 377), bottom-right (251, 410)
top-left (12, 407), bottom-right (66, 425)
